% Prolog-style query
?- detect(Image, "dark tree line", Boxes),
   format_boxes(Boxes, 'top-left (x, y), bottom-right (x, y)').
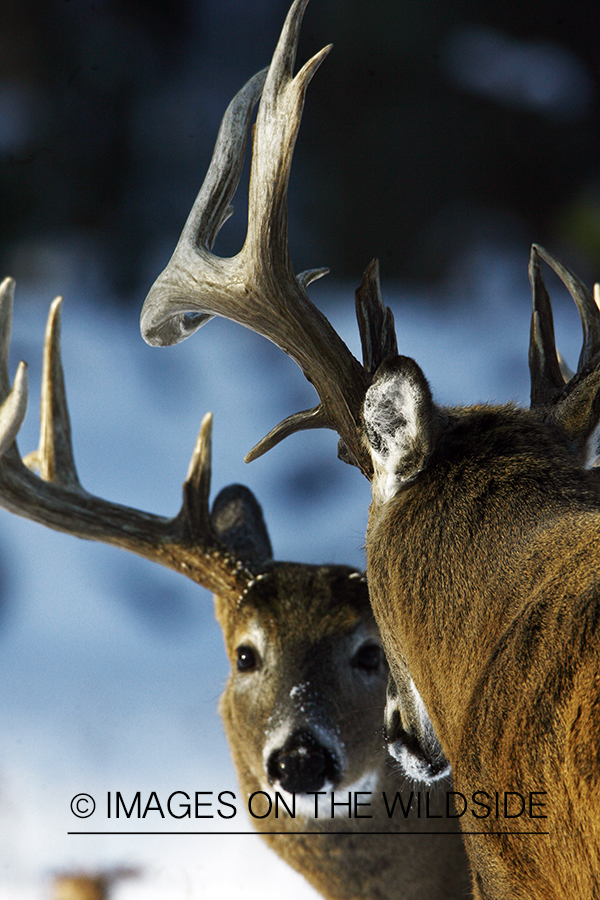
top-left (1, 0), bottom-right (599, 302)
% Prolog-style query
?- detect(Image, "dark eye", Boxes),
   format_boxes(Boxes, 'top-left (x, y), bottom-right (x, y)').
top-left (352, 643), bottom-right (382, 672)
top-left (236, 645), bottom-right (258, 672)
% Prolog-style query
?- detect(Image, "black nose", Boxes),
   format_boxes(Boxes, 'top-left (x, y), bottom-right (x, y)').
top-left (267, 730), bottom-right (339, 794)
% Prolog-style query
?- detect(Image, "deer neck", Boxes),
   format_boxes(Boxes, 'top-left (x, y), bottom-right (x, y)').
top-left (365, 431), bottom-right (600, 762)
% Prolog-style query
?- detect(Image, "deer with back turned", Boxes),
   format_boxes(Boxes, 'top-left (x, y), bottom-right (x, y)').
top-left (0, 278), bottom-right (469, 899)
top-left (139, 0), bottom-right (600, 895)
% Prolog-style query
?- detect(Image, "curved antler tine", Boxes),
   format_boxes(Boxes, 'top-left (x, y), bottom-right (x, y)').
top-left (140, 69), bottom-right (267, 347)
top-left (247, 0), bottom-right (331, 257)
top-left (266, 0), bottom-right (313, 88)
top-left (533, 244), bottom-right (600, 372)
top-left (0, 361), bottom-right (28, 459)
top-left (28, 297), bottom-right (82, 488)
top-left (529, 245), bottom-right (565, 406)
top-left (192, 71), bottom-right (268, 253)
top-left (0, 277), bottom-right (16, 400)
top-left (180, 411), bottom-right (213, 537)
top-left (297, 268), bottom-right (330, 289)
top-left (355, 259), bottom-right (398, 374)
top-left (245, 404), bottom-right (328, 463)
top-left (0, 278), bottom-right (29, 458)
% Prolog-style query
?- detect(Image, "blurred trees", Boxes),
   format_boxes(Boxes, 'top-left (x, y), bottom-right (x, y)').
top-left (0, 0), bottom-right (598, 301)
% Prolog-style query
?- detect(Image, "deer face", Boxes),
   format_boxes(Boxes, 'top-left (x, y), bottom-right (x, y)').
top-left (212, 487), bottom-right (388, 812)
top-left (223, 572), bottom-right (386, 799)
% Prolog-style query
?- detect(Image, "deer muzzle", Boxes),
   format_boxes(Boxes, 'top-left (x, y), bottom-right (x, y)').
top-left (266, 729), bottom-right (340, 794)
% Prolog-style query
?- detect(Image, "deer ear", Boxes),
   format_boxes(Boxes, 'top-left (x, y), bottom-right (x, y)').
top-left (363, 355), bottom-right (437, 501)
top-left (211, 484), bottom-right (273, 566)
top-left (550, 365), bottom-right (600, 468)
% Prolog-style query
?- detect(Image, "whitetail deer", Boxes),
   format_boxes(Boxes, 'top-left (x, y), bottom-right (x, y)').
top-left (0, 277), bottom-right (469, 899)
top-left (139, 0), bottom-right (600, 896)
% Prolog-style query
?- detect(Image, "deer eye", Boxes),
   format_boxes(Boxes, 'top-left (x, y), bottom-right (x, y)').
top-left (236, 645), bottom-right (259, 672)
top-left (352, 643), bottom-right (383, 672)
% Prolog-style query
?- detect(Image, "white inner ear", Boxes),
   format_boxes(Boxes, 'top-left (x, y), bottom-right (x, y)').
top-left (583, 420), bottom-right (600, 468)
top-left (364, 374), bottom-right (422, 502)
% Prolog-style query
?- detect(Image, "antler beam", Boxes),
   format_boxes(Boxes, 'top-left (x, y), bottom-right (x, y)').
top-left (0, 278), bottom-right (254, 599)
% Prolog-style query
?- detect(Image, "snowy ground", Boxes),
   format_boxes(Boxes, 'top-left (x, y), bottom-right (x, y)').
top-left (0, 245), bottom-right (586, 898)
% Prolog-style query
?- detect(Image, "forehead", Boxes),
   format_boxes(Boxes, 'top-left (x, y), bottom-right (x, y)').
top-left (233, 563), bottom-right (371, 641)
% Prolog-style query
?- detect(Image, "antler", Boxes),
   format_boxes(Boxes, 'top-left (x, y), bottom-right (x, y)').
top-left (0, 277), bottom-right (256, 599)
top-left (528, 245), bottom-right (600, 462)
top-left (141, 0), bottom-right (396, 479)
top-left (529, 244), bottom-right (600, 406)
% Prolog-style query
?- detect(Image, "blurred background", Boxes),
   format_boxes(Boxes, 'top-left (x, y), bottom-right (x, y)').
top-left (1, 0), bottom-right (599, 298)
top-left (0, 0), bottom-right (598, 897)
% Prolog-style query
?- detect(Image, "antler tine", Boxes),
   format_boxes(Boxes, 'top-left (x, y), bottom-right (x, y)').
top-left (355, 259), bottom-right (398, 375)
top-left (245, 0), bottom-right (330, 262)
top-left (529, 245), bottom-right (565, 406)
top-left (141, 0), bottom-right (378, 477)
top-left (0, 285), bottom-right (256, 599)
top-left (0, 278), bottom-right (29, 458)
top-left (0, 361), bottom-right (28, 459)
top-left (0, 277), bottom-right (16, 398)
top-left (140, 67), bottom-right (267, 347)
top-left (533, 244), bottom-right (600, 373)
top-left (23, 297), bottom-right (82, 488)
top-left (179, 411), bottom-right (214, 542)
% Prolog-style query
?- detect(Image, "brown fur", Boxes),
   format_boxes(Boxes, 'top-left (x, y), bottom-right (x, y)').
top-left (366, 399), bottom-right (600, 898)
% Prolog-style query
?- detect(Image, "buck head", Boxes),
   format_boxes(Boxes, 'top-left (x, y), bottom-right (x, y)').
top-left (209, 484), bottom-right (388, 808)
top-left (363, 246), bottom-right (600, 508)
